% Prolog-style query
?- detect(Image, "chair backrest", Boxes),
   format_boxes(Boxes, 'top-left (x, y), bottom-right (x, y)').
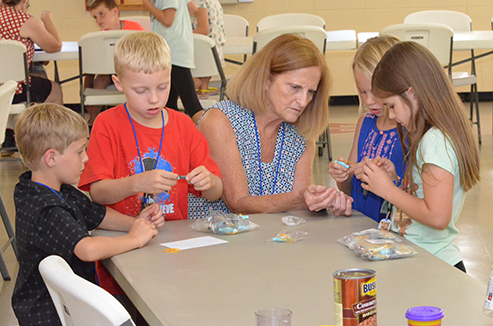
top-left (380, 22), bottom-right (454, 66)
top-left (257, 13), bottom-right (325, 32)
top-left (0, 80), bottom-right (17, 144)
top-left (0, 39), bottom-right (30, 105)
top-left (79, 30), bottom-right (137, 75)
top-left (124, 15), bottom-right (151, 32)
top-left (252, 25), bottom-right (327, 54)
top-left (223, 14), bottom-right (249, 37)
top-left (404, 10), bottom-right (472, 32)
top-left (191, 34), bottom-right (227, 100)
top-left (39, 255), bottom-right (135, 326)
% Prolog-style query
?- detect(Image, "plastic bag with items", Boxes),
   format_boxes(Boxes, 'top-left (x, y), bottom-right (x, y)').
top-left (338, 228), bottom-right (416, 260)
top-left (192, 210), bottom-right (259, 235)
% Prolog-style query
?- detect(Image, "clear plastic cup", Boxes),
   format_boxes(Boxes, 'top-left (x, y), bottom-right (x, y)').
top-left (406, 306), bottom-right (444, 326)
top-left (255, 308), bottom-right (292, 326)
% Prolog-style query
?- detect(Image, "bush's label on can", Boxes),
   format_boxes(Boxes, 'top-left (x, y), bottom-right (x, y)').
top-left (333, 269), bottom-right (377, 326)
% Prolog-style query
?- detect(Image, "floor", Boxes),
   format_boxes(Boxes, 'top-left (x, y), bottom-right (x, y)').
top-left (0, 101), bottom-right (492, 325)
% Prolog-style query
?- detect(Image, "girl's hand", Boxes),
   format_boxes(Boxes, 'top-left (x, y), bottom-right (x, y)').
top-left (138, 204), bottom-right (165, 228)
top-left (328, 156), bottom-right (351, 183)
top-left (349, 161), bottom-right (367, 181)
top-left (373, 157), bottom-right (398, 181)
top-left (360, 157), bottom-right (395, 198)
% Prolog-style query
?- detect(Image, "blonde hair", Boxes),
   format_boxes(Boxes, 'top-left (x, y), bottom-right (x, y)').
top-left (226, 34), bottom-right (331, 140)
top-left (372, 41), bottom-right (480, 192)
top-left (114, 32), bottom-right (171, 77)
top-left (353, 35), bottom-right (400, 114)
top-left (15, 104), bottom-right (89, 171)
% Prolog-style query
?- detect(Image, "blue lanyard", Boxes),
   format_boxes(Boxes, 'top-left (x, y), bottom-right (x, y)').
top-left (34, 182), bottom-right (65, 202)
top-left (124, 103), bottom-right (165, 173)
top-left (252, 112), bottom-right (285, 196)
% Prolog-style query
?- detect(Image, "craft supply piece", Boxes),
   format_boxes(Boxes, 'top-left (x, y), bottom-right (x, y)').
top-left (406, 306), bottom-right (443, 326)
top-left (334, 160), bottom-right (352, 169)
top-left (333, 268), bottom-right (377, 326)
top-left (177, 175), bottom-right (187, 180)
top-left (272, 230), bottom-right (308, 243)
top-left (281, 215), bottom-right (306, 226)
top-left (163, 248), bottom-right (180, 253)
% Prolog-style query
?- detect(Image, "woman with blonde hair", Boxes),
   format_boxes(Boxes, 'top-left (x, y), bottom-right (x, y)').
top-left (329, 35), bottom-right (404, 222)
top-left (360, 41), bottom-right (480, 272)
top-left (189, 34), bottom-right (353, 216)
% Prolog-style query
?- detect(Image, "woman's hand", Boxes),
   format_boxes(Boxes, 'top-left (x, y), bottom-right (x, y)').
top-left (302, 185), bottom-right (353, 216)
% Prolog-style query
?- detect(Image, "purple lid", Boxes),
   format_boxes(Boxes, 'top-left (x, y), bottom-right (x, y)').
top-left (406, 306), bottom-right (444, 321)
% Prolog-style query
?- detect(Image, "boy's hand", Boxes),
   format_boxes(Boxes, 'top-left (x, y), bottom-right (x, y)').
top-left (186, 166), bottom-right (216, 192)
top-left (328, 156), bottom-right (351, 183)
top-left (128, 218), bottom-right (158, 248)
top-left (135, 170), bottom-right (178, 194)
top-left (138, 204), bottom-right (165, 228)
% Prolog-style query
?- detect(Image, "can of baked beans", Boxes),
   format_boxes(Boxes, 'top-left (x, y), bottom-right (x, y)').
top-left (333, 268), bottom-right (377, 326)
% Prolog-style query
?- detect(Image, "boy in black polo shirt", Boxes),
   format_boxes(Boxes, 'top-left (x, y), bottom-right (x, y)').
top-left (11, 103), bottom-right (165, 326)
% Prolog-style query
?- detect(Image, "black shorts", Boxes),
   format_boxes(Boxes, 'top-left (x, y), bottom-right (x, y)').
top-left (13, 75), bottom-right (53, 104)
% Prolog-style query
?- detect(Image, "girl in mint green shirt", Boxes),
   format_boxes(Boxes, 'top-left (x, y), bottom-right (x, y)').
top-left (357, 41), bottom-right (480, 273)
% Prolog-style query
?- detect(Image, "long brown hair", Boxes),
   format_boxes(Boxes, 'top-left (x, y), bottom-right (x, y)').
top-left (372, 41), bottom-right (480, 191)
top-left (226, 33), bottom-right (331, 140)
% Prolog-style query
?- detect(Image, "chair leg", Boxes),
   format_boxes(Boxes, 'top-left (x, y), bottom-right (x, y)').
top-left (0, 195), bottom-right (17, 259)
top-left (326, 125), bottom-right (332, 161)
top-left (0, 251), bottom-right (11, 281)
top-left (474, 84), bottom-right (481, 145)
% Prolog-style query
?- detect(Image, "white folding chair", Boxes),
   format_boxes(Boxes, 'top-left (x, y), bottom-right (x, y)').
top-left (124, 15), bottom-right (151, 32)
top-left (223, 14), bottom-right (249, 63)
top-left (252, 25), bottom-right (327, 54)
top-left (0, 40), bottom-right (30, 115)
top-left (0, 80), bottom-right (18, 281)
top-left (39, 255), bottom-right (135, 326)
top-left (404, 10), bottom-right (481, 144)
top-left (256, 13), bottom-right (325, 32)
top-left (79, 30), bottom-right (136, 118)
top-left (178, 34), bottom-right (228, 111)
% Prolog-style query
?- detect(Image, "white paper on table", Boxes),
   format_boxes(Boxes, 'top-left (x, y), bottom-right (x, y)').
top-left (160, 236), bottom-right (228, 251)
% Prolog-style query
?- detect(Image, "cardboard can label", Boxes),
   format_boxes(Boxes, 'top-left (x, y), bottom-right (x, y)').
top-left (333, 269), bottom-right (377, 326)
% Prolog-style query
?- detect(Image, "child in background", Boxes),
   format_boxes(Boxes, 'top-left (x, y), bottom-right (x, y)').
top-left (11, 103), bottom-right (163, 326)
top-left (190, 0), bottom-right (225, 98)
top-left (329, 35), bottom-right (404, 222)
top-left (84, 0), bottom-right (145, 126)
top-left (142, 0), bottom-right (204, 123)
top-left (359, 41), bottom-right (480, 272)
top-left (79, 32), bottom-right (222, 294)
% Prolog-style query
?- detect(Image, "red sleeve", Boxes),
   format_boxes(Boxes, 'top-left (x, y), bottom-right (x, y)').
top-left (78, 111), bottom-right (118, 192)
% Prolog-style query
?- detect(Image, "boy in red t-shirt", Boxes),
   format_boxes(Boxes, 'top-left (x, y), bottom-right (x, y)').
top-left (84, 0), bottom-right (146, 125)
top-left (79, 32), bottom-right (222, 294)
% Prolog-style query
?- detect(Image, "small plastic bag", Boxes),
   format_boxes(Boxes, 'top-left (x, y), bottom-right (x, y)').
top-left (348, 239), bottom-right (416, 260)
top-left (191, 210), bottom-right (259, 235)
top-left (338, 228), bottom-right (401, 247)
top-left (338, 229), bottom-right (416, 260)
top-left (272, 230), bottom-right (308, 243)
top-left (281, 215), bottom-right (306, 226)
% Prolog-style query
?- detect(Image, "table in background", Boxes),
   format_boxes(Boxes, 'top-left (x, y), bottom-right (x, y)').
top-left (96, 211), bottom-right (490, 326)
top-left (32, 42), bottom-right (79, 84)
top-left (223, 30), bottom-right (357, 63)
